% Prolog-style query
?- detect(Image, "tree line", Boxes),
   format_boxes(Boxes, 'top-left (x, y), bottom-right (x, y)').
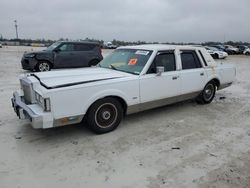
top-left (0, 37), bottom-right (249, 47)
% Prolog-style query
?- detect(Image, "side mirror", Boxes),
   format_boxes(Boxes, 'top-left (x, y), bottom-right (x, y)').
top-left (156, 66), bottom-right (164, 76)
top-left (53, 48), bottom-right (60, 53)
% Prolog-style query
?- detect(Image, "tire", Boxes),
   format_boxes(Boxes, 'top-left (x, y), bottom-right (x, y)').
top-left (246, 52), bottom-right (250, 55)
top-left (214, 53), bottom-right (219, 59)
top-left (86, 97), bottom-right (123, 134)
top-left (196, 81), bottom-right (216, 104)
top-left (36, 61), bottom-right (51, 72)
top-left (88, 59), bottom-right (100, 67)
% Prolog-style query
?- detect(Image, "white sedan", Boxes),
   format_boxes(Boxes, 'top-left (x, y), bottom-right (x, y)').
top-left (12, 45), bottom-right (236, 134)
top-left (205, 46), bottom-right (228, 59)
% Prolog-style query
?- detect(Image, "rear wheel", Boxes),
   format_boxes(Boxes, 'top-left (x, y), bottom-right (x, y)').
top-left (88, 59), bottom-right (100, 67)
top-left (36, 61), bottom-right (51, 72)
top-left (246, 52), bottom-right (250, 55)
top-left (86, 97), bottom-right (123, 134)
top-left (196, 81), bottom-right (216, 104)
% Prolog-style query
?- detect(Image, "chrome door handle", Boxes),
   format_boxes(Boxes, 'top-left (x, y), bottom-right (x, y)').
top-left (200, 72), bottom-right (204, 76)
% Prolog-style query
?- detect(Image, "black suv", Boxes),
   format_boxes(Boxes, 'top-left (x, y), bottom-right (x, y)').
top-left (21, 41), bottom-right (103, 71)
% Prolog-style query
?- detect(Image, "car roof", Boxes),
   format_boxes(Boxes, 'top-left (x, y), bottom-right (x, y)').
top-left (118, 44), bottom-right (205, 51)
top-left (59, 41), bottom-right (100, 45)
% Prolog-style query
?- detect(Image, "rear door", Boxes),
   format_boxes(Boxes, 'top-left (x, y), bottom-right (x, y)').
top-left (179, 50), bottom-right (206, 95)
top-left (73, 44), bottom-right (94, 67)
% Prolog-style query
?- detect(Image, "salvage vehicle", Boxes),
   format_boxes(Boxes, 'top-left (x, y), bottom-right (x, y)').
top-left (21, 41), bottom-right (103, 72)
top-left (224, 45), bottom-right (239, 55)
top-left (237, 45), bottom-right (249, 54)
top-left (211, 44), bottom-right (226, 52)
top-left (243, 48), bottom-right (250, 55)
top-left (12, 45), bottom-right (236, 134)
top-left (205, 46), bottom-right (228, 59)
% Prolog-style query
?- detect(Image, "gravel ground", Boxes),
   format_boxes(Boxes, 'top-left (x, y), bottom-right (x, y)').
top-left (0, 46), bottom-right (250, 188)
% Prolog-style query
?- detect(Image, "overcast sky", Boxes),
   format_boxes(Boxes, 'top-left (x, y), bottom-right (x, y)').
top-left (0, 0), bottom-right (249, 42)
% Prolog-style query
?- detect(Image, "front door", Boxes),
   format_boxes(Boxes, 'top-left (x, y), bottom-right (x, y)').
top-left (54, 43), bottom-right (77, 68)
top-left (139, 51), bottom-right (181, 108)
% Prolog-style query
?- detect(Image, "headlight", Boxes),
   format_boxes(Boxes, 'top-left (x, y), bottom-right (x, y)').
top-left (24, 53), bottom-right (35, 58)
top-left (35, 92), bottom-right (51, 112)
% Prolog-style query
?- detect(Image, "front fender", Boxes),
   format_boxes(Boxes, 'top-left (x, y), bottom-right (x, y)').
top-left (35, 53), bottom-right (53, 63)
top-left (83, 89), bottom-right (129, 114)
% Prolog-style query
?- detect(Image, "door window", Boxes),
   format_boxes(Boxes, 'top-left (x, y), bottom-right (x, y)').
top-left (59, 44), bottom-right (74, 51)
top-left (181, 51), bottom-right (202, 70)
top-left (74, 44), bottom-right (95, 51)
top-left (147, 52), bottom-right (176, 74)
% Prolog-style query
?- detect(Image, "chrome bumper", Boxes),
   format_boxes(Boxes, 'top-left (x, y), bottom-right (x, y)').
top-left (11, 91), bottom-right (43, 129)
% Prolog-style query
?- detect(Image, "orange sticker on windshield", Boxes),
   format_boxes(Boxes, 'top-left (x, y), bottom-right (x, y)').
top-left (128, 58), bottom-right (138, 65)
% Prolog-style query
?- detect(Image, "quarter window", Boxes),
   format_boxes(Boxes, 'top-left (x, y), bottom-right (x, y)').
top-left (181, 51), bottom-right (202, 70)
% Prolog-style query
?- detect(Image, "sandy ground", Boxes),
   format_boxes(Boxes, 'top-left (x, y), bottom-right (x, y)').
top-left (0, 46), bottom-right (250, 188)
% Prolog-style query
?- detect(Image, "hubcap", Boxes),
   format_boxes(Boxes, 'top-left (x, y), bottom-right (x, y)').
top-left (203, 84), bottom-right (214, 101)
top-left (95, 103), bottom-right (118, 128)
top-left (102, 111), bottom-right (111, 120)
top-left (39, 62), bottom-right (50, 71)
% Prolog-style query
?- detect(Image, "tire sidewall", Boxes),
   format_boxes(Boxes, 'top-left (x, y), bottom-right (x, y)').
top-left (202, 82), bottom-right (216, 104)
top-left (87, 98), bottom-right (123, 134)
top-left (88, 59), bottom-right (100, 67)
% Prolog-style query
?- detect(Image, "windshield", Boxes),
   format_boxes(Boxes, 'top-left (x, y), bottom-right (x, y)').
top-left (99, 49), bottom-right (153, 75)
top-left (46, 42), bottom-right (61, 51)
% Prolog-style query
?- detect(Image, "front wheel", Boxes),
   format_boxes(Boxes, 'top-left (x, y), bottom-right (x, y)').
top-left (86, 97), bottom-right (123, 134)
top-left (196, 81), bottom-right (216, 104)
top-left (36, 61), bottom-right (51, 72)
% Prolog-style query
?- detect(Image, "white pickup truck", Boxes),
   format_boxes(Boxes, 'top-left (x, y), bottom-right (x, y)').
top-left (12, 45), bottom-right (236, 134)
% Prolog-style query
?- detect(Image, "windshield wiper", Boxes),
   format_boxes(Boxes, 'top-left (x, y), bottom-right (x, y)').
top-left (109, 64), bottom-right (117, 70)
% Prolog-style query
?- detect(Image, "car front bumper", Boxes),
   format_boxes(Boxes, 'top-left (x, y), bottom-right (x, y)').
top-left (21, 57), bottom-right (38, 70)
top-left (11, 91), bottom-right (53, 129)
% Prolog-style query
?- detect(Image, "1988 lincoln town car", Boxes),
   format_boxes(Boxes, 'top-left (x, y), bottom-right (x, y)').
top-left (11, 45), bottom-right (236, 134)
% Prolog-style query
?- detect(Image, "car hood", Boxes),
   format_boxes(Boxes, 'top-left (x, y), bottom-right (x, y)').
top-left (24, 50), bottom-right (49, 57)
top-left (31, 67), bottom-right (132, 89)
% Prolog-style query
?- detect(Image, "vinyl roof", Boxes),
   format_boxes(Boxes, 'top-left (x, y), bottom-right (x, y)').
top-left (118, 44), bottom-right (205, 51)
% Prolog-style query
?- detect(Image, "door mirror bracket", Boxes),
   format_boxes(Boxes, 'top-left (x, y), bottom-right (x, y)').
top-left (156, 66), bottom-right (164, 76)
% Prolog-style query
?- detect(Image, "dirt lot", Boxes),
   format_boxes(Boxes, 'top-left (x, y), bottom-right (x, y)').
top-left (0, 46), bottom-right (250, 188)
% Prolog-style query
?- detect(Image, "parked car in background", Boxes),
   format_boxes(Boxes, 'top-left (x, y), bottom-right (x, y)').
top-left (211, 44), bottom-right (226, 52)
top-left (224, 45), bottom-right (239, 55)
top-left (243, 48), bottom-right (250, 55)
top-left (21, 41), bottom-right (103, 72)
top-left (205, 46), bottom-right (228, 59)
top-left (0, 43), bottom-right (2, 48)
top-left (104, 42), bottom-right (117, 49)
top-left (237, 45), bottom-right (249, 54)
top-left (12, 45), bottom-right (236, 134)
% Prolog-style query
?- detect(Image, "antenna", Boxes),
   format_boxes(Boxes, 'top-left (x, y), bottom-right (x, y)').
top-left (14, 20), bottom-right (18, 39)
